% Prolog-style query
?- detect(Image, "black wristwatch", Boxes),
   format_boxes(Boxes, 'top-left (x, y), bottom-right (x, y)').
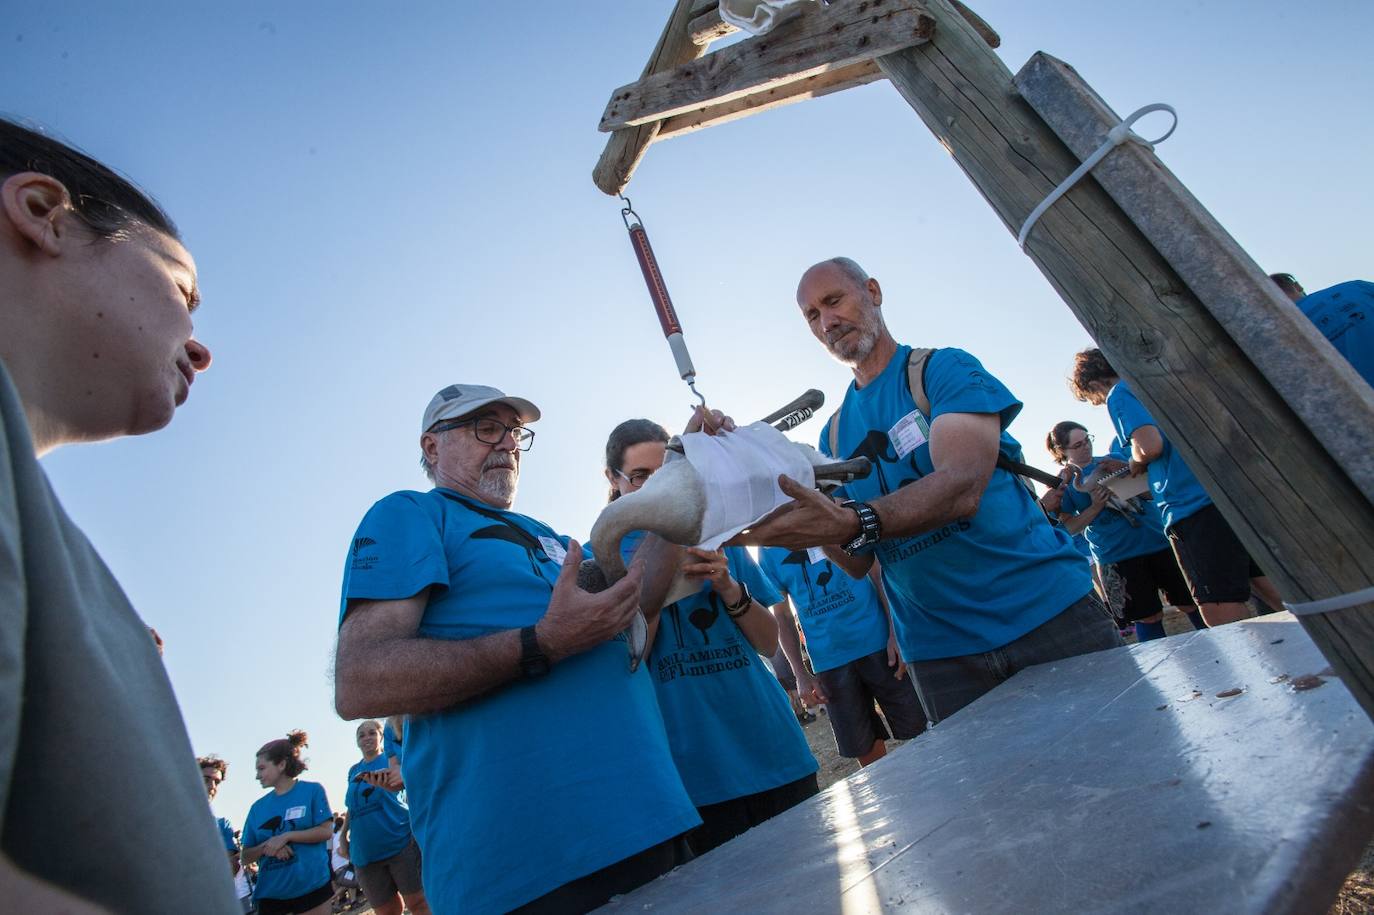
top-left (519, 625), bottom-right (550, 679)
top-left (841, 500), bottom-right (882, 556)
top-left (724, 581), bottom-right (753, 618)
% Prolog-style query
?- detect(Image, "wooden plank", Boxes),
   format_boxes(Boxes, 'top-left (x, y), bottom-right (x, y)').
top-left (600, 0), bottom-right (934, 132)
top-left (690, 0), bottom-right (1000, 48)
top-left (688, 5), bottom-right (736, 46)
top-left (593, 0), bottom-right (709, 196)
top-left (611, 619), bottom-right (1374, 913)
top-left (656, 60), bottom-right (885, 140)
top-left (1014, 54), bottom-right (1374, 507)
top-left (1014, 52), bottom-right (1374, 719)
top-left (874, 0), bottom-right (1374, 719)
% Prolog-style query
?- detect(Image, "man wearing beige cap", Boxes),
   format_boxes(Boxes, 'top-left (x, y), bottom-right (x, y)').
top-left (333, 384), bottom-right (700, 914)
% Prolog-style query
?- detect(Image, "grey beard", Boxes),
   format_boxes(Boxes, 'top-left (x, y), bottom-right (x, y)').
top-left (477, 468), bottom-right (519, 505)
top-left (829, 326), bottom-right (879, 366)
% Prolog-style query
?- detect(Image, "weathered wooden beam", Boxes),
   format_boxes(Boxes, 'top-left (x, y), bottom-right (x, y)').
top-left (875, 0), bottom-right (1374, 718)
top-left (600, 0), bottom-right (934, 133)
top-left (656, 60), bottom-right (885, 140)
top-left (688, 3), bottom-right (735, 46)
top-left (690, 0), bottom-right (1000, 48)
top-left (593, 0), bottom-right (709, 197)
top-left (948, 0), bottom-right (999, 48)
top-left (1015, 53), bottom-right (1374, 503)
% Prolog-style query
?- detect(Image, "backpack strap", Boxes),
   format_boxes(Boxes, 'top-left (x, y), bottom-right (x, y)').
top-left (906, 348), bottom-right (1049, 498)
top-left (827, 409), bottom-right (841, 459)
top-left (904, 347), bottom-right (936, 418)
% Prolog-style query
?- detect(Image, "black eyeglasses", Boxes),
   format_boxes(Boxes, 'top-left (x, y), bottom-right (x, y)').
top-left (614, 468), bottom-right (655, 487)
top-left (430, 417), bottom-right (535, 451)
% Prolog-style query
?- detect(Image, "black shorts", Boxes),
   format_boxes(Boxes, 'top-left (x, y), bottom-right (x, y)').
top-left (1111, 547), bottom-right (1195, 621)
top-left (1168, 504), bottom-right (1262, 605)
top-left (815, 648), bottom-right (926, 757)
top-left (510, 833), bottom-right (694, 914)
top-left (257, 880), bottom-right (334, 915)
top-left (355, 836), bottom-right (424, 904)
top-left (689, 773), bottom-right (820, 856)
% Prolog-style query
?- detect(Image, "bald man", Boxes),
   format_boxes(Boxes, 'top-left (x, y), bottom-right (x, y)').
top-left (735, 258), bottom-right (1121, 726)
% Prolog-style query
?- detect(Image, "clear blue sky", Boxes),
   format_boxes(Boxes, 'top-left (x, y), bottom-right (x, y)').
top-left (3, 1), bottom-right (1369, 826)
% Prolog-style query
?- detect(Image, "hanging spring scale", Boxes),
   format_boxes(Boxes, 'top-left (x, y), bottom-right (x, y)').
top-left (620, 195), bottom-right (707, 410)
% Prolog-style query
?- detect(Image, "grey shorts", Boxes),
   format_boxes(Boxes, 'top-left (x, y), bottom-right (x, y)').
top-left (815, 648), bottom-right (926, 757)
top-left (355, 836), bottom-right (424, 903)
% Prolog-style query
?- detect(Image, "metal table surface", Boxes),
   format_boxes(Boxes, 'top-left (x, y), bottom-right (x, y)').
top-left (603, 615), bottom-right (1374, 914)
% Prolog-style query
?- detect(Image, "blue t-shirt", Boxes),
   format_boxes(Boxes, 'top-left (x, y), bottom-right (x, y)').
top-left (345, 755), bottom-right (412, 867)
top-left (340, 489), bottom-right (698, 914)
top-left (1059, 456), bottom-right (1170, 565)
top-left (241, 781), bottom-right (332, 901)
top-left (383, 720), bottom-right (403, 766)
top-left (756, 547), bottom-right (889, 673)
top-left (1069, 530), bottom-right (1092, 561)
top-left (821, 346), bottom-right (1092, 660)
top-left (622, 532), bottom-right (816, 806)
top-left (1298, 280), bottom-right (1374, 386)
top-left (1105, 382), bottom-right (1211, 530)
top-left (215, 815), bottom-right (237, 854)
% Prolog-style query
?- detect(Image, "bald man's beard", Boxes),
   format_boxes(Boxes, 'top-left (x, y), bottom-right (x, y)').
top-left (824, 316), bottom-right (881, 366)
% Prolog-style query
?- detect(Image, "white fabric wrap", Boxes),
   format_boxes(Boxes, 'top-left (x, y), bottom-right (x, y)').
top-left (717, 0), bottom-right (821, 36)
top-left (680, 422), bottom-right (816, 550)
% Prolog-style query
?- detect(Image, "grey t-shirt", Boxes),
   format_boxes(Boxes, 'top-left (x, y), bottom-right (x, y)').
top-left (0, 362), bottom-right (239, 913)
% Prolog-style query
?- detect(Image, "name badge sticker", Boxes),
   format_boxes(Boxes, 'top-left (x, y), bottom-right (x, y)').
top-left (284, 805), bottom-right (306, 822)
top-left (538, 536), bottom-right (568, 565)
top-left (889, 409), bottom-right (929, 459)
top-left (806, 547), bottom-right (827, 565)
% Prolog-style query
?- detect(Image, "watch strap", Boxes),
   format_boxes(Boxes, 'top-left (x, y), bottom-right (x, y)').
top-left (519, 625), bottom-right (550, 678)
top-left (841, 500), bottom-right (882, 556)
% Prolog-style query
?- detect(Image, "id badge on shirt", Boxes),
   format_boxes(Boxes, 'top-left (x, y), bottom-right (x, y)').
top-left (889, 409), bottom-right (930, 459)
top-left (284, 805), bottom-right (306, 822)
top-left (538, 536), bottom-right (568, 565)
top-left (806, 547), bottom-right (827, 565)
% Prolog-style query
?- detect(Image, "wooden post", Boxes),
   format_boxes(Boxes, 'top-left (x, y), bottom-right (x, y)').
top-left (592, 0), bottom-right (710, 196)
top-left (874, 0), bottom-right (1374, 718)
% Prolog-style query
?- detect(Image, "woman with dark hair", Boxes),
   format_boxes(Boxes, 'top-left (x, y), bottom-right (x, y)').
top-left (602, 415), bottom-right (819, 856)
top-left (241, 731), bottom-right (335, 915)
top-left (1044, 421), bottom-right (1205, 641)
top-left (341, 720), bottom-right (429, 915)
top-left (1068, 348), bottom-right (1284, 627)
top-left (0, 118), bottom-right (228, 911)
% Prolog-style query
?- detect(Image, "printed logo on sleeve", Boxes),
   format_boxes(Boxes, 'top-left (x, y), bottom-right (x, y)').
top-left (351, 537), bottom-right (379, 572)
top-left (888, 410), bottom-right (929, 459)
top-left (538, 536), bottom-right (568, 564)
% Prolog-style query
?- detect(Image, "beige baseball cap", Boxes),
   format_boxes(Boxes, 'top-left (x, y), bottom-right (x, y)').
top-left (420, 384), bottom-right (541, 434)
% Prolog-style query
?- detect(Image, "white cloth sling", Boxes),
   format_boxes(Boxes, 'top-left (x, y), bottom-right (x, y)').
top-left (679, 422), bottom-right (816, 550)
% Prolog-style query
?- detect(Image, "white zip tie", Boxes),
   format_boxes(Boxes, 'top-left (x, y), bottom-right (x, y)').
top-left (1017, 103), bottom-right (1178, 249)
top-left (1283, 585), bottom-right (1374, 617)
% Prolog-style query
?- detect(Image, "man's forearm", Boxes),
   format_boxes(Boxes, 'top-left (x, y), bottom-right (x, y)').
top-left (869, 467), bottom-right (986, 541)
top-left (336, 626), bottom-right (522, 719)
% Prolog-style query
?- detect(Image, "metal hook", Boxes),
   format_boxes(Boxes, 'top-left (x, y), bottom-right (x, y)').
top-left (687, 379), bottom-right (708, 409)
top-left (619, 194), bottom-right (640, 230)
